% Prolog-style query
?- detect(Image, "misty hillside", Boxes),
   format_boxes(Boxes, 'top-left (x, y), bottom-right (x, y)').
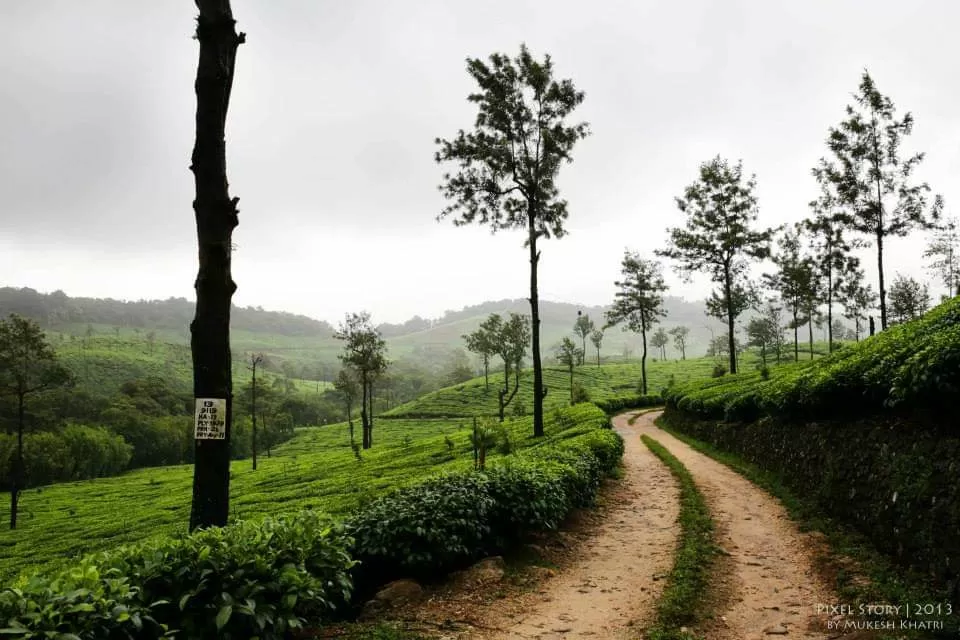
top-left (0, 287), bottom-right (726, 370)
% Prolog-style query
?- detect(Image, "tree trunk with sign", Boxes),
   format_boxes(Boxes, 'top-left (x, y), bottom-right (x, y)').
top-left (188, 0), bottom-right (245, 532)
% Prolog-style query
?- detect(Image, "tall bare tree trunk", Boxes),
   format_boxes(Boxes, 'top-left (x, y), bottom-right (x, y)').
top-left (10, 392), bottom-right (24, 530)
top-left (189, 0), bottom-right (244, 532)
top-left (529, 215), bottom-right (544, 438)
top-left (640, 324), bottom-right (648, 395)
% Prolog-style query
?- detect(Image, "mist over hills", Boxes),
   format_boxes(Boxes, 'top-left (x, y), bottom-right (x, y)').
top-left (0, 286), bottom-right (726, 369)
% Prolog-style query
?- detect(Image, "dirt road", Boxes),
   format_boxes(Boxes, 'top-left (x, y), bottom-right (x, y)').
top-left (402, 410), bottom-right (838, 639)
top-left (633, 412), bottom-right (835, 639)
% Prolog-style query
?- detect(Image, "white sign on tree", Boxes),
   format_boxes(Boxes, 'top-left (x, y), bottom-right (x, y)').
top-left (194, 398), bottom-right (226, 440)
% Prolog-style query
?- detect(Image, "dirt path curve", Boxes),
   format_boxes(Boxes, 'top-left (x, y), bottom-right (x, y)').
top-left (635, 411), bottom-right (836, 639)
top-left (468, 411), bottom-right (681, 639)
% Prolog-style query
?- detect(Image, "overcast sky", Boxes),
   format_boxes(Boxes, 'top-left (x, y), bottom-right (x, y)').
top-left (2, 0), bottom-right (957, 324)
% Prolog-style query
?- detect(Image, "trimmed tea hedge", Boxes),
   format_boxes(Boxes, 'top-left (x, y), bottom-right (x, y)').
top-left (660, 412), bottom-right (960, 608)
top-left (594, 394), bottom-right (663, 414)
top-left (663, 296), bottom-right (960, 424)
top-left (0, 509), bottom-right (354, 639)
top-left (347, 419), bottom-right (624, 588)
top-left (1, 404), bottom-right (624, 638)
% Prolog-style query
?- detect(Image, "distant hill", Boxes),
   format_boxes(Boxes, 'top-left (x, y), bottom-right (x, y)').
top-left (0, 287), bottom-right (725, 374)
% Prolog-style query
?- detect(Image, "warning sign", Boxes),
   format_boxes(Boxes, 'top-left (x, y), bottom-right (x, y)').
top-left (194, 398), bottom-right (226, 440)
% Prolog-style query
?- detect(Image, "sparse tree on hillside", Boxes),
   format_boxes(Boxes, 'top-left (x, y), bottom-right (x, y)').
top-left (762, 300), bottom-right (787, 364)
top-left (435, 44), bottom-right (590, 438)
top-left (555, 337), bottom-right (581, 405)
top-left (704, 282), bottom-right (759, 372)
top-left (247, 353), bottom-right (263, 470)
top-left (589, 328), bottom-right (604, 367)
top-left (496, 313), bottom-right (531, 421)
top-left (815, 70), bottom-right (943, 330)
top-left (803, 191), bottom-right (862, 353)
top-left (605, 252), bottom-right (668, 395)
top-left (745, 311), bottom-right (780, 367)
top-left (668, 326), bottom-right (689, 360)
top-left (706, 335), bottom-right (729, 361)
top-left (573, 313), bottom-right (594, 365)
top-left (445, 348), bottom-right (475, 386)
top-left (800, 266), bottom-right (823, 360)
top-left (0, 314), bottom-right (73, 529)
top-left (888, 274), bottom-right (931, 324)
top-left (335, 312), bottom-right (388, 450)
top-left (650, 327), bottom-right (669, 360)
top-left (765, 230), bottom-right (816, 361)
top-left (657, 156), bottom-right (775, 374)
top-left (463, 314), bottom-right (501, 390)
top-left (924, 216), bottom-right (959, 298)
top-left (188, 0), bottom-right (245, 532)
top-left (333, 369), bottom-right (359, 444)
top-left (838, 270), bottom-right (876, 341)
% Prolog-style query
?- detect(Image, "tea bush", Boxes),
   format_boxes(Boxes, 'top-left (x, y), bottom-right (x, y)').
top-left (1, 510), bottom-right (355, 640)
top-left (0, 559), bottom-right (166, 639)
top-left (664, 296), bottom-right (960, 423)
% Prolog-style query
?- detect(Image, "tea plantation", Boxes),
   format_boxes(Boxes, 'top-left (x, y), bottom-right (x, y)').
top-left (660, 295), bottom-right (960, 612)
top-left (384, 357), bottom-right (726, 418)
top-left (0, 402), bottom-right (623, 638)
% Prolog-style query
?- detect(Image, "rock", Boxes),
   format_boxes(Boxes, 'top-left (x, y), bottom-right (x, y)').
top-left (358, 579), bottom-right (423, 620)
top-left (461, 556), bottom-right (506, 584)
top-left (763, 624), bottom-right (789, 635)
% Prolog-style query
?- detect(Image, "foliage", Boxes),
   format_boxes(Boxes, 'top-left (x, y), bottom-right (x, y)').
top-left (570, 383), bottom-right (590, 405)
top-left (887, 274), bottom-right (931, 324)
top-left (924, 216), bottom-right (959, 298)
top-left (657, 156), bottom-right (775, 374)
top-left (435, 43), bottom-right (590, 439)
top-left (0, 425), bottom-right (132, 490)
top-left (335, 312), bottom-right (389, 449)
top-left (662, 295), bottom-right (960, 422)
top-left (573, 314), bottom-right (594, 365)
top-left (667, 326), bottom-right (689, 360)
top-left (605, 251), bottom-right (669, 395)
top-left (1, 510), bottom-right (355, 640)
top-left (711, 364), bottom-right (727, 378)
top-left (589, 328), bottom-right (604, 366)
top-left (649, 327), bottom-right (669, 360)
top-left (346, 405), bottom-right (619, 586)
top-left (815, 70), bottom-right (942, 329)
top-left (462, 314), bottom-right (501, 388)
top-left (641, 435), bottom-right (715, 640)
top-left (0, 558), bottom-right (167, 639)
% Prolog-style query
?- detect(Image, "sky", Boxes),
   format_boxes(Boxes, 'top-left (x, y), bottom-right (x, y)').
top-left (1, 0), bottom-right (958, 325)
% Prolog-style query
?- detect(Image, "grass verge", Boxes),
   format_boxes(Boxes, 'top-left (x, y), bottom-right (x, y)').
top-left (656, 417), bottom-right (959, 640)
top-left (640, 434), bottom-right (716, 640)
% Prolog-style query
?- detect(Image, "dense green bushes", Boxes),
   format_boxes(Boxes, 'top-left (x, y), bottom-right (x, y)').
top-left (348, 419), bottom-right (624, 589)
top-left (1, 404), bottom-right (624, 638)
top-left (664, 296), bottom-right (960, 423)
top-left (593, 394), bottom-right (662, 414)
top-left (0, 425), bottom-right (132, 489)
top-left (0, 510), bottom-right (355, 640)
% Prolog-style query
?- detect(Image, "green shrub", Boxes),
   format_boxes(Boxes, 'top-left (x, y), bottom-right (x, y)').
top-left (99, 510), bottom-right (355, 639)
top-left (484, 461), bottom-right (569, 547)
top-left (711, 364), bottom-right (727, 378)
top-left (571, 383), bottom-right (591, 404)
top-left (0, 510), bottom-right (353, 640)
top-left (593, 394), bottom-right (662, 414)
top-left (347, 473), bottom-right (494, 581)
top-left (0, 559), bottom-right (166, 639)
